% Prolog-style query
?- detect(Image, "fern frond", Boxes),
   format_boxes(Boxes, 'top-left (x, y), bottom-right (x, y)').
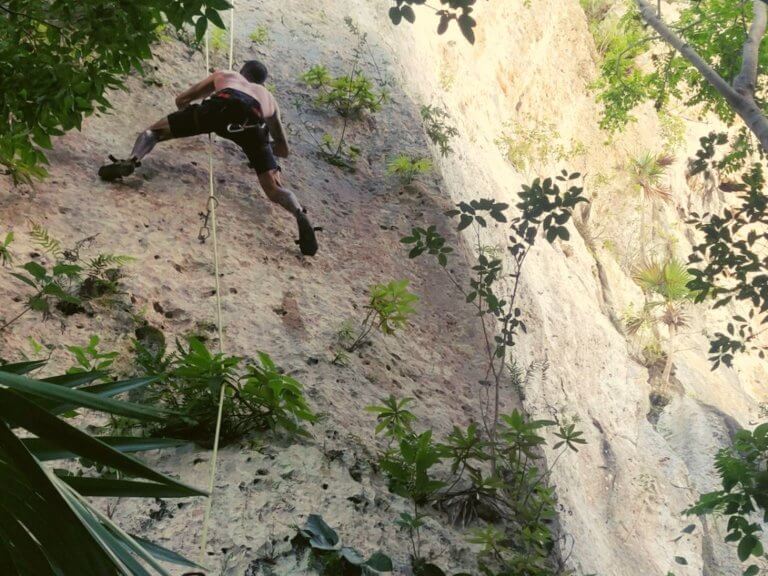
top-left (28, 221), bottom-right (62, 257)
top-left (87, 253), bottom-right (135, 275)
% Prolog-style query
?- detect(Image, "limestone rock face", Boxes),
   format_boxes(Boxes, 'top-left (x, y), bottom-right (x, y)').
top-left (1, 1), bottom-right (765, 575)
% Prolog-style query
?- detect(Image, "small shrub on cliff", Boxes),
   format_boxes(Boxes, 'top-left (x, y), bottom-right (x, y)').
top-left (300, 64), bottom-right (332, 89)
top-left (387, 154), bottom-right (433, 184)
top-left (368, 397), bottom-right (586, 576)
top-left (345, 280), bottom-right (419, 352)
top-left (402, 171), bottom-right (586, 465)
top-left (135, 336), bottom-right (317, 444)
top-left (1, 224), bottom-right (133, 331)
top-left (396, 171), bottom-right (588, 573)
top-left (249, 25), bottom-right (270, 45)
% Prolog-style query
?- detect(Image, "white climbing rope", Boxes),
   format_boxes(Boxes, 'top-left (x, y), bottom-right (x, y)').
top-left (198, 2), bottom-right (236, 565)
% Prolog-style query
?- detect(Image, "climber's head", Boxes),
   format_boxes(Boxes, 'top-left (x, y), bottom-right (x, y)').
top-left (240, 60), bottom-right (268, 85)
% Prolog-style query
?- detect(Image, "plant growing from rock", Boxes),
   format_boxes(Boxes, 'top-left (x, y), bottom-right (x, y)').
top-left (495, 120), bottom-right (572, 174)
top-left (301, 64), bottom-right (332, 88)
top-left (249, 24), bottom-right (270, 45)
top-left (387, 154), bottom-right (433, 185)
top-left (420, 104), bottom-right (459, 157)
top-left (368, 398), bottom-right (586, 576)
top-left (0, 229), bottom-right (13, 266)
top-left (366, 394), bottom-right (417, 443)
top-left (296, 18), bottom-right (389, 169)
top-left (345, 280), bottom-right (419, 352)
top-left (631, 258), bottom-right (695, 389)
top-left (291, 514), bottom-right (394, 575)
top-left (134, 335), bottom-right (317, 445)
top-left (627, 150), bottom-right (674, 203)
top-left (66, 334), bottom-right (118, 380)
top-left (402, 171), bottom-right (586, 470)
top-left (1, 225), bottom-right (133, 332)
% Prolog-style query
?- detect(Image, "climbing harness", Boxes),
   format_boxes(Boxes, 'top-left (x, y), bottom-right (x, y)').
top-left (197, 2), bottom-right (236, 566)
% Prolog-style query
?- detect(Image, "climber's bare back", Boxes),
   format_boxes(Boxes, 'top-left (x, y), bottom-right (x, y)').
top-left (210, 71), bottom-right (276, 117)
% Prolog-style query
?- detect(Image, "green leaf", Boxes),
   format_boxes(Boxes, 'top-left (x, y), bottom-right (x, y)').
top-left (300, 514), bottom-right (341, 550)
top-left (0, 421), bottom-right (119, 574)
top-left (365, 551), bottom-right (393, 571)
top-left (195, 16), bottom-right (208, 41)
top-left (47, 376), bottom-right (159, 415)
top-left (131, 535), bottom-right (204, 569)
top-left (24, 436), bottom-right (187, 461)
top-left (0, 360), bottom-right (47, 375)
top-left (23, 261), bottom-right (47, 280)
top-left (0, 389), bottom-right (204, 496)
top-left (0, 370), bottom-right (171, 422)
top-left (205, 8), bottom-right (226, 30)
top-left (59, 477), bottom-right (200, 498)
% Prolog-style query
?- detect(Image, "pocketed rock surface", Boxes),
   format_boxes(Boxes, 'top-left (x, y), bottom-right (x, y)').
top-left (1, 1), bottom-right (766, 574)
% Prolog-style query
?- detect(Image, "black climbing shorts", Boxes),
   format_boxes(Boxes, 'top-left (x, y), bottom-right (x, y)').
top-left (167, 88), bottom-right (279, 175)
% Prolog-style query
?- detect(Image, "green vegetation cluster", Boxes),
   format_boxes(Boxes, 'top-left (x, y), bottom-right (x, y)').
top-left (0, 0), bottom-right (231, 184)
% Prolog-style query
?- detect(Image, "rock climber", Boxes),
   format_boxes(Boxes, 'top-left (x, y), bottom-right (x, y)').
top-left (98, 60), bottom-right (318, 256)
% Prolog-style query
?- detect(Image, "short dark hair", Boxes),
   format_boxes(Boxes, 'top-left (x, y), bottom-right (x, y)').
top-left (240, 60), bottom-right (268, 84)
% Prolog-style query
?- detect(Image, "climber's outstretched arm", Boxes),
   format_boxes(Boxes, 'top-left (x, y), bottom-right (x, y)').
top-left (265, 102), bottom-right (289, 158)
top-left (175, 72), bottom-right (219, 109)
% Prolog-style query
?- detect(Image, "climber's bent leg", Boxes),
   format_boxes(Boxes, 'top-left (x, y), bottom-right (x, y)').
top-left (257, 168), bottom-right (318, 257)
top-left (257, 169), bottom-right (301, 214)
top-left (130, 117), bottom-right (173, 161)
top-left (99, 117), bottom-right (177, 181)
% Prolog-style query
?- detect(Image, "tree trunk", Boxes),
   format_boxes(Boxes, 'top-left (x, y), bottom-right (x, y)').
top-left (636, 0), bottom-right (768, 151)
top-left (662, 324), bottom-right (676, 389)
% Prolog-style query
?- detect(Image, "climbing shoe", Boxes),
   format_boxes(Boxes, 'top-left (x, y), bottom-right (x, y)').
top-left (295, 209), bottom-right (319, 256)
top-left (98, 155), bottom-right (140, 181)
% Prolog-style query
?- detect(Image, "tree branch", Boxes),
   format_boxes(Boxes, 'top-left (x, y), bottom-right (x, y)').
top-left (636, 0), bottom-right (768, 150)
top-left (734, 0), bottom-right (768, 96)
top-left (0, 3), bottom-right (62, 30)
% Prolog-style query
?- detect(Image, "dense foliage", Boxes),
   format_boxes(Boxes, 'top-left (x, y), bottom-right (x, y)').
top-left (0, 359), bottom-right (204, 575)
top-left (134, 334), bottom-right (317, 445)
top-left (369, 397), bottom-right (585, 576)
top-left (687, 423), bottom-right (768, 576)
top-left (595, 1), bottom-right (768, 132)
top-left (0, 0), bottom-right (230, 183)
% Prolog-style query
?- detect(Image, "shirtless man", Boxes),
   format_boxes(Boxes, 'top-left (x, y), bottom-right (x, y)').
top-left (98, 60), bottom-right (318, 256)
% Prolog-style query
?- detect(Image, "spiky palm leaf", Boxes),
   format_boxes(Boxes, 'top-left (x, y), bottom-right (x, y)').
top-left (633, 258), bottom-right (694, 303)
top-left (0, 361), bottom-right (205, 575)
top-left (628, 151), bottom-right (673, 203)
top-left (660, 301), bottom-right (689, 330)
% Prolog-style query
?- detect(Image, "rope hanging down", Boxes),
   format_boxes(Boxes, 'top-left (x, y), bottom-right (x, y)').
top-left (198, 2), bottom-right (236, 565)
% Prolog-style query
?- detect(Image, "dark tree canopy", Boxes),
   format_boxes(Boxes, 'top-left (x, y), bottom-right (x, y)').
top-left (0, 0), bottom-right (229, 183)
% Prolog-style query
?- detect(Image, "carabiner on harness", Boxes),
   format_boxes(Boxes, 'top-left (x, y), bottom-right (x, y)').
top-left (226, 122), bottom-right (262, 134)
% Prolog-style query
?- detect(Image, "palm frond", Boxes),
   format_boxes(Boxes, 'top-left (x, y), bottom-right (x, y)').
top-left (632, 258), bottom-right (694, 302)
top-left (0, 362), bottom-right (204, 574)
top-left (628, 151), bottom-right (674, 204)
